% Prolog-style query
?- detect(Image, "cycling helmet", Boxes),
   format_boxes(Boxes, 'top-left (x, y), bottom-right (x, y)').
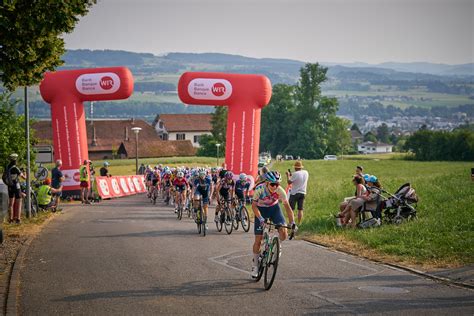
top-left (225, 171), bottom-right (234, 179)
top-left (199, 170), bottom-right (206, 178)
top-left (103, 161), bottom-right (110, 167)
top-left (264, 171), bottom-right (281, 183)
top-left (211, 167), bottom-right (217, 173)
top-left (239, 173), bottom-right (246, 181)
top-left (369, 175), bottom-right (378, 183)
top-left (177, 171), bottom-right (184, 178)
top-left (165, 170), bottom-right (172, 175)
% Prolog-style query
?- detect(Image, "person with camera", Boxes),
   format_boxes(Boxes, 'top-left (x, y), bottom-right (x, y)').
top-left (286, 160), bottom-right (309, 225)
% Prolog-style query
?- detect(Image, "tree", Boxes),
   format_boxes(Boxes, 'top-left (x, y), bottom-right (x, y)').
top-left (326, 117), bottom-right (352, 156)
top-left (0, 93), bottom-right (36, 170)
top-left (0, 0), bottom-right (96, 90)
top-left (350, 123), bottom-right (361, 134)
top-left (287, 63), bottom-right (340, 159)
top-left (196, 135), bottom-right (219, 157)
top-left (364, 131), bottom-right (377, 142)
top-left (376, 123), bottom-right (390, 143)
top-left (260, 84), bottom-right (295, 155)
top-left (211, 106), bottom-right (227, 145)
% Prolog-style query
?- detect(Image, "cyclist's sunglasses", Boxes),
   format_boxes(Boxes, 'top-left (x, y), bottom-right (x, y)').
top-left (269, 182), bottom-right (279, 187)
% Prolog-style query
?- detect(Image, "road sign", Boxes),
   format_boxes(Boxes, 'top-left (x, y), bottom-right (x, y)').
top-left (35, 166), bottom-right (49, 181)
top-left (34, 146), bottom-right (53, 163)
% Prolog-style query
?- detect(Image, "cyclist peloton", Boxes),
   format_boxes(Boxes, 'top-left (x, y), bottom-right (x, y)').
top-left (193, 170), bottom-right (212, 229)
top-left (214, 171), bottom-right (235, 222)
top-left (251, 171), bottom-right (296, 278)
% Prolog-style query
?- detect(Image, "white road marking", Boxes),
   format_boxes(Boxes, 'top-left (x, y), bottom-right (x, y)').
top-left (338, 258), bottom-right (379, 272)
top-left (209, 252), bottom-right (252, 276)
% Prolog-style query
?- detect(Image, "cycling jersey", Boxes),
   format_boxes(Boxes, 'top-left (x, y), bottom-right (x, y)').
top-left (235, 180), bottom-right (250, 192)
top-left (211, 174), bottom-right (218, 184)
top-left (173, 177), bottom-right (188, 192)
top-left (194, 177), bottom-right (211, 195)
top-left (173, 177), bottom-right (187, 187)
top-left (219, 178), bottom-right (234, 191)
top-left (252, 183), bottom-right (287, 207)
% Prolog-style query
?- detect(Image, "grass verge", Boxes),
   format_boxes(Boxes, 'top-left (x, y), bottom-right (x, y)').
top-left (272, 159), bottom-right (474, 269)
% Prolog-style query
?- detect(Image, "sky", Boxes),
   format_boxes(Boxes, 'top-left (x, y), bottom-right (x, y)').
top-left (64, 0), bottom-right (474, 65)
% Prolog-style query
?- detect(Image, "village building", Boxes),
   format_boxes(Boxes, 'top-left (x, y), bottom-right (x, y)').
top-left (32, 119), bottom-right (196, 160)
top-left (357, 141), bottom-right (393, 154)
top-left (152, 114), bottom-right (212, 147)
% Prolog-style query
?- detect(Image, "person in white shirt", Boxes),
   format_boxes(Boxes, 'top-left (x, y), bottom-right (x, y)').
top-left (285, 160), bottom-right (309, 225)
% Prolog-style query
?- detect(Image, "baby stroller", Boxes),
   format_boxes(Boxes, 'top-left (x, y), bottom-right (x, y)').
top-left (381, 183), bottom-right (418, 225)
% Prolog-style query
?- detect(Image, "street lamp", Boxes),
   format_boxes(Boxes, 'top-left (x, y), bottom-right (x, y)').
top-left (216, 143), bottom-right (221, 167)
top-left (131, 127), bottom-right (142, 175)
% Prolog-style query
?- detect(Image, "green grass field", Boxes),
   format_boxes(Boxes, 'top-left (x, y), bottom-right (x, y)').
top-left (272, 160), bottom-right (474, 267)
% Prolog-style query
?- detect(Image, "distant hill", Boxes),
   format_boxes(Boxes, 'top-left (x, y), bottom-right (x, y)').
top-left (10, 49), bottom-right (473, 120)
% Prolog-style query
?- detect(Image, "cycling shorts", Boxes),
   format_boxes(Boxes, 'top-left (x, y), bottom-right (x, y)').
top-left (235, 190), bottom-right (245, 201)
top-left (152, 179), bottom-right (159, 186)
top-left (254, 203), bottom-right (286, 235)
top-left (194, 191), bottom-right (210, 205)
top-left (219, 188), bottom-right (230, 201)
top-left (175, 184), bottom-right (186, 192)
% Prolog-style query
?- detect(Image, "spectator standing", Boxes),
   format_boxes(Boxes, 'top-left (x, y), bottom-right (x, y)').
top-left (138, 163), bottom-right (146, 175)
top-left (51, 159), bottom-right (64, 210)
top-left (286, 161), bottom-right (309, 225)
top-left (79, 160), bottom-right (91, 204)
top-left (100, 161), bottom-right (111, 177)
top-left (5, 154), bottom-right (25, 224)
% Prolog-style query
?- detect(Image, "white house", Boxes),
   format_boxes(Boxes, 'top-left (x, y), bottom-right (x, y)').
top-left (152, 114), bottom-right (213, 147)
top-left (358, 141), bottom-right (393, 154)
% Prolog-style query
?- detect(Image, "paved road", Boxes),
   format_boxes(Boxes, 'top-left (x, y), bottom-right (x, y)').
top-left (20, 194), bottom-right (474, 315)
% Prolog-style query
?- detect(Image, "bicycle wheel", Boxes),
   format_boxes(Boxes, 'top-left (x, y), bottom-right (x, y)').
top-left (232, 207), bottom-right (239, 230)
top-left (196, 208), bottom-right (202, 234)
top-left (224, 207), bottom-right (233, 235)
top-left (202, 214), bottom-right (207, 237)
top-left (254, 253), bottom-right (265, 282)
top-left (264, 237), bottom-right (280, 290)
top-left (177, 204), bottom-right (183, 220)
top-left (240, 206), bottom-right (250, 232)
top-left (216, 208), bottom-right (223, 232)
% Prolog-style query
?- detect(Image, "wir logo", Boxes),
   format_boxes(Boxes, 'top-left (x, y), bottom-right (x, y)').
top-left (100, 76), bottom-right (114, 90)
top-left (211, 83), bottom-right (226, 96)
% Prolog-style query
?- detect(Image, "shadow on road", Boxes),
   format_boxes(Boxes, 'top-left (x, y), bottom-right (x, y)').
top-left (82, 229), bottom-right (201, 239)
top-left (54, 279), bottom-right (261, 302)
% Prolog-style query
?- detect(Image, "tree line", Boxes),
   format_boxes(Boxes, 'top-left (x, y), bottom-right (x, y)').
top-left (404, 126), bottom-right (474, 161)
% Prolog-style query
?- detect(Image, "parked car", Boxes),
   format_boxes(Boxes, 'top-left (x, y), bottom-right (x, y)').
top-left (284, 155), bottom-right (294, 160)
top-left (323, 155), bottom-right (338, 160)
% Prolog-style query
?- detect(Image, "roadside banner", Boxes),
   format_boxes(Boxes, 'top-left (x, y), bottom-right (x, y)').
top-left (96, 175), bottom-right (145, 199)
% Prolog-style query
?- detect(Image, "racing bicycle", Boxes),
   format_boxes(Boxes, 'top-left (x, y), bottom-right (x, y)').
top-left (232, 197), bottom-right (250, 232)
top-left (193, 196), bottom-right (207, 237)
top-left (253, 220), bottom-right (295, 290)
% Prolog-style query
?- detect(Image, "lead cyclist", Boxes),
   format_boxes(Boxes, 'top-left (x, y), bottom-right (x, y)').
top-left (251, 171), bottom-right (296, 278)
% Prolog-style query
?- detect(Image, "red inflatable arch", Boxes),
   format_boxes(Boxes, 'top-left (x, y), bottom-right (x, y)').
top-left (40, 67), bottom-right (134, 193)
top-left (178, 72), bottom-right (272, 183)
